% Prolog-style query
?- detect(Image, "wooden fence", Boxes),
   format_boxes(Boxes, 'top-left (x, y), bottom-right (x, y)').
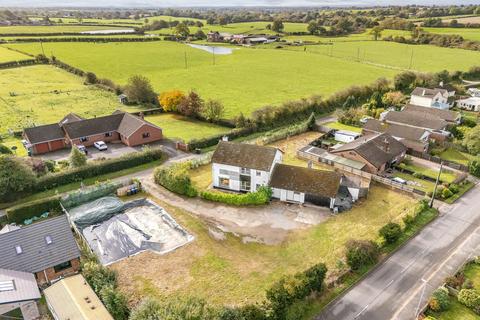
top-left (371, 175), bottom-right (426, 196)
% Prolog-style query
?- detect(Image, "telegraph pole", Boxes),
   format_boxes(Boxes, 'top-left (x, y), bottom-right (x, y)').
top-left (430, 161), bottom-right (443, 208)
top-left (408, 48), bottom-right (414, 69)
top-left (212, 46), bottom-right (215, 65)
top-left (40, 41), bottom-right (45, 56)
top-left (184, 50), bottom-right (188, 69)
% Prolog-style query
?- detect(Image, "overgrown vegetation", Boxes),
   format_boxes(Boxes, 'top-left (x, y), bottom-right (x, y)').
top-left (200, 186), bottom-right (272, 206)
top-left (153, 162), bottom-right (198, 197)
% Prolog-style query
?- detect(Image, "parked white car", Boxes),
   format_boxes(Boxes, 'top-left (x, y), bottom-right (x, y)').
top-left (76, 145), bottom-right (88, 154)
top-left (392, 177), bottom-right (407, 185)
top-left (93, 141), bottom-right (108, 151)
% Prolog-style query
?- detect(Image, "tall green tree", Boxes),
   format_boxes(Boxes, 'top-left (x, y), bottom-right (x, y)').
top-left (124, 75), bottom-right (157, 104)
top-left (69, 145), bottom-right (87, 168)
top-left (272, 20), bottom-right (284, 33)
top-left (370, 26), bottom-right (383, 41)
top-left (174, 22), bottom-right (190, 37)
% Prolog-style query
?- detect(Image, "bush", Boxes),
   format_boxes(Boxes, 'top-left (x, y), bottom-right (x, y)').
top-left (130, 297), bottom-right (218, 320)
top-left (82, 260), bottom-right (117, 294)
top-left (428, 287), bottom-right (450, 312)
top-left (345, 239), bottom-right (379, 271)
top-left (469, 159), bottom-right (480, 177)
top-left (458, 289), bottom-right (480, 311)
top-left (154, 162), bottom-right (197, 197)
top-left (379, 222), bottom-right (403, 244)
top-left (200, 186), bottom-right (272, 206)
top-left (99, 285), bottom-right (130, 320)
top-left (0, 144), bottom-right (12, 154)
top-left (69, 145), bottom-right (87, 168)
top-left (442, 187), bottom-right (453, 199)
top-left (0, 155), bottom-right (37, 202)
top-left (402, 214), bottom-right (415, 228)
top-left (6, 195), bottom-right (62, 224)
top-left (219, 305), bottom-right (267, 320)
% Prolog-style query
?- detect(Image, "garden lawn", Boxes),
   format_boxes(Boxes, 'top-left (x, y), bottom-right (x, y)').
top-left (438, 148), bottom-right (475, 166)
top-left (427, 299), bottom-right (480, 320)
top-left (394, 171), bottom-right (436, 193)
top-left (0, 64), bottom-right (131, 134)
top-left (5, 41), bottom-right (397, 118)
top-left (0, 46), bottom-right (31, 62)
top-left (424, 27), bottom-right (480, 42)
top-left (324, 121), bottom-right (362, 133)
top-left (401, 162), bottom-right (458, 184)
top-left (111, 185), bottom-right (417, 306)
top-left (464, 262), bottom-right (480, 289)
top-left (145, 113), bottom-right (231, 142)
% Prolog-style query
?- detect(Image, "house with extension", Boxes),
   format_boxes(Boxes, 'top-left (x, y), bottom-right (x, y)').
top-left (330, 133), bottom-right (407, 174)
top-left (402, 104), bottom-right (461, 124)
top-left (23, 111), bottom-right (163, 155)
top-left (363, 119), bottom-right (431, 153)
top-left (44, 274), bottom-right (113, 320)
top-left (456, 97), bottom-right (480, 112)
top-left (409, 87), bottom-right (451, 110)
top-left (269, 163), bottom-right (342, 209)
top-left (211, 141), bottom-right (282, 192)
top-left (0, 268), bottom-right (41, 319)
top-left (0, 216), bottom-right (80, 286)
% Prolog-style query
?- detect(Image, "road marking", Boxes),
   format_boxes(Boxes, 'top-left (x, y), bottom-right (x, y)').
top-left (354, 305), bottom-right (369, 319)
top-left (390, 223), bottom-right (480, 320)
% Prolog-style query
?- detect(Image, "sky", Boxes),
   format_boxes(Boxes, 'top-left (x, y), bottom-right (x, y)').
top-left (1, 0), bottom-right (478, 7)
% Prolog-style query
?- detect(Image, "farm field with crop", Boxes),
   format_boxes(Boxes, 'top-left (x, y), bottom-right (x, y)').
top-left (424, 27), bottom-right (480, 42)
top-left (0, 46), bottom-right (31, 62)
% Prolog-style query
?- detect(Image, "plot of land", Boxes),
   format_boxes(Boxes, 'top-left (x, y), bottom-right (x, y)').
top-left (0, 65), bottom-right (125, 133)
top-left (0, 46), bottom-right (31, 62)
top-left (424, 27), bottom-right (480, 42)
top-left (145, 113), bottom-right (231, 142)
top-left (6, 41), bottom-right (398, 118)
top-left (436, 148), bottom-right (475, 166)
top-left (111, 186), bottom-right (417, 305)
top-left (0, 25), bottom-right (131, 34)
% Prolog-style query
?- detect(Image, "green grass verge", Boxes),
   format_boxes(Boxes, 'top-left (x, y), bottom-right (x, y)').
top-left (444, 181), bottom-right (475, 204)
top-left (437, 148), bottom-right (475, 167)
top-left (0, 159), bottom-right (162, 210)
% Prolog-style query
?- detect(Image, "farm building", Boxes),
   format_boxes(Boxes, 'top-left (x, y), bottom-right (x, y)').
top-left (211, 141), bottom-right (282, 192)
top-left (44, 274), bottom-right (113, 320)
top-left (23, 110), bottom-right (163, 155)
top-left (331, 133), bottom-right (406, 174)
top-left (0, 268), bottom-right (41, 319)
top-left (362, 119), bottom-right (431, 153)
top-left (0, 216), bottom-right (80, 286)
top-left (334, 130), bottom-right (361, 143)
top-left (409, 87), bottom-right (451, 110)
top-left (269, 163), bottom-right (342, 209)
top-left (456, 97), bottom-right (480, 112)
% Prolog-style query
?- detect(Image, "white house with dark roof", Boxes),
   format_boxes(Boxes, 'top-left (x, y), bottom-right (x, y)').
top-left (410, 87), bottom-right (451, 110)
top-left (211, 141), bottom-right (282, 192)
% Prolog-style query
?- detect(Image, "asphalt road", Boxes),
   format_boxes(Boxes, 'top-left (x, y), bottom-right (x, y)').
top-left (316, 184), bottom-right (480, 320)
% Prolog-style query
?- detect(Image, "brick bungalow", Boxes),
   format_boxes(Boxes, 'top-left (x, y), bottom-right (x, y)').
top-left (0, 215), bottom-right (81, 286)
top-left (331, 133), bottom-right (407, 174)
top-left (23, 111), bottom-right (163, 155)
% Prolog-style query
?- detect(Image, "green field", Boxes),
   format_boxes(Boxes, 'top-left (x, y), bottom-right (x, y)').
top-left (7, 41), bottom-right (401, 118)
top-left (283, 29), bottom-right (411, 43)
top-left (424, 27), bottom-right (480, 42)
top-left (145, 113), bottom-right (230, 142)
top-left (0, 64), bottom-right (126, 133)
top-left (0, 25), bottom-right (132, 34)
top-left (0, 46), bottom-right (31, 62)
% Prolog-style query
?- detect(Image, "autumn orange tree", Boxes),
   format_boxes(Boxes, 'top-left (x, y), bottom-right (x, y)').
top-left (159, 90), bottom-right (185, 112)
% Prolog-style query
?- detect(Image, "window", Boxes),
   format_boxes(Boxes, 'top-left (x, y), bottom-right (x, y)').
top-left (53, 261), bottom-right (72, 273)
top-left (240, 180), bottom-right (251, 191)
top-left (240, 167), bottom-right (250, 175)
top-left (142, 132), bottom-right (150, 139)
top-left (0, 280), bottom-right (15, 292)
top-left (45, 235), bottom-right (53, 245)
top-left (15, 245), bottom-right (22, 255)
top-left (256, 171), bottom-right (261, 176)
top-left (80, 137), bottom-right (88, 142)
top-left (105, 132), bottom-right (112, 137)
top-left (219, 177), bottom-right (230, 188)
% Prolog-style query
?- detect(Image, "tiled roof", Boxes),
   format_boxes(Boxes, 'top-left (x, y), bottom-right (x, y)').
top-left (363, 119), bottom-right (428, 141)
top-left (269, 164), bottom-right (341, 198)
top-left (0, 268), bottom-right (40, 304)
top-left (403, 104), bottom-right (459, 122)
top-left (384, 110), bottom-right (448, 130)
top-left (23, 123), bottom-right (65, 144)
top-left (332, 133), bottom-right (406, 168)
top-left (0, 216), bottom-right (80, 273)
top-left (212, 141), bottom-right (280, 172)
top-left (62, 113), bottom-right (124, 139)
top-left (412, 87), bottom-right (448, 98)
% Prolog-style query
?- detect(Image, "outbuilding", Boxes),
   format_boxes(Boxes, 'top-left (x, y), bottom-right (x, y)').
top-left (334, 130), bottom-right (361, 143)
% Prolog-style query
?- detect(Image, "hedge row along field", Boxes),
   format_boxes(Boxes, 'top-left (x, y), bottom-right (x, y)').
top-left (0, 45), bottom-right (31, 62)
top-left (8, 40), bottom-right (480, 118)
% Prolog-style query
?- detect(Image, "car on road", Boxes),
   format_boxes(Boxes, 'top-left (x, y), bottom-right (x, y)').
top-left (93, 141), bottom-right (108, 151)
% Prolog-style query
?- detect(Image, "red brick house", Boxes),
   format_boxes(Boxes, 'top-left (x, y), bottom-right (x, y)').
top-left (23, 111), bottom-right (163, 155)
top-left (0, 215), bottom-right (81, 286)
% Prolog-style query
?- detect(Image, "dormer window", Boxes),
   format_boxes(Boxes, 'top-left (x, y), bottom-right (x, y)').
top-left (45, 235), bottom-right (53, 245)
top-left (15, 245), bottom-right (22, 255)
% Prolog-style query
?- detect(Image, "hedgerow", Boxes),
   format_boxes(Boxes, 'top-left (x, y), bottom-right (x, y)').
top-left (200, 186), bottom-right (272, 206)
top-left (153, 162), bottom-right (198, 197)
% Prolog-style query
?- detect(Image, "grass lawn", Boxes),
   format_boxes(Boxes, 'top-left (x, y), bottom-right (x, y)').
top-left (437, 148), bottom-right (475, 166)
top-left (324, 121), bottom-right (362, 133)
top-left (111, 185), bottom-right (418, 306)
top-left (424, 27), bottom-right (480, 42)
top-left (427, 299), bottom-right (480, 320)
top-left (4, 41), bottom-right (397, 118)
top-left (0, 64), bottom-right (134, 134)
top-left (0, 45), bottom-right (31, 62)
top-left (401, 162), bottom-right (458, 184)
top-left (394, 171), bottom-right (436, 193)
top-left (0, 136), bottom-right (28, 157)
top-left (145, 113), bottom-right (231, 142)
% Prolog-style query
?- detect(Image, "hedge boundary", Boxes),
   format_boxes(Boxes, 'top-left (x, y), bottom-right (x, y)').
top-left (6, 195), bottom-right (62, 224)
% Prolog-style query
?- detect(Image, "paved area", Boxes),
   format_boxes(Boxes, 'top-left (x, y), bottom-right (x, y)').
top-left (142, 178), bottom-right (331, 245)
top-left (39, 139), bottom-right (178, 161)
top-left (316, 184), bottom-right (480, 320)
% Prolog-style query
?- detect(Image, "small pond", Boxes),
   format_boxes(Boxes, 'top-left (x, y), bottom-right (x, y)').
top-left (187, 43), bottom-right (233, 55)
